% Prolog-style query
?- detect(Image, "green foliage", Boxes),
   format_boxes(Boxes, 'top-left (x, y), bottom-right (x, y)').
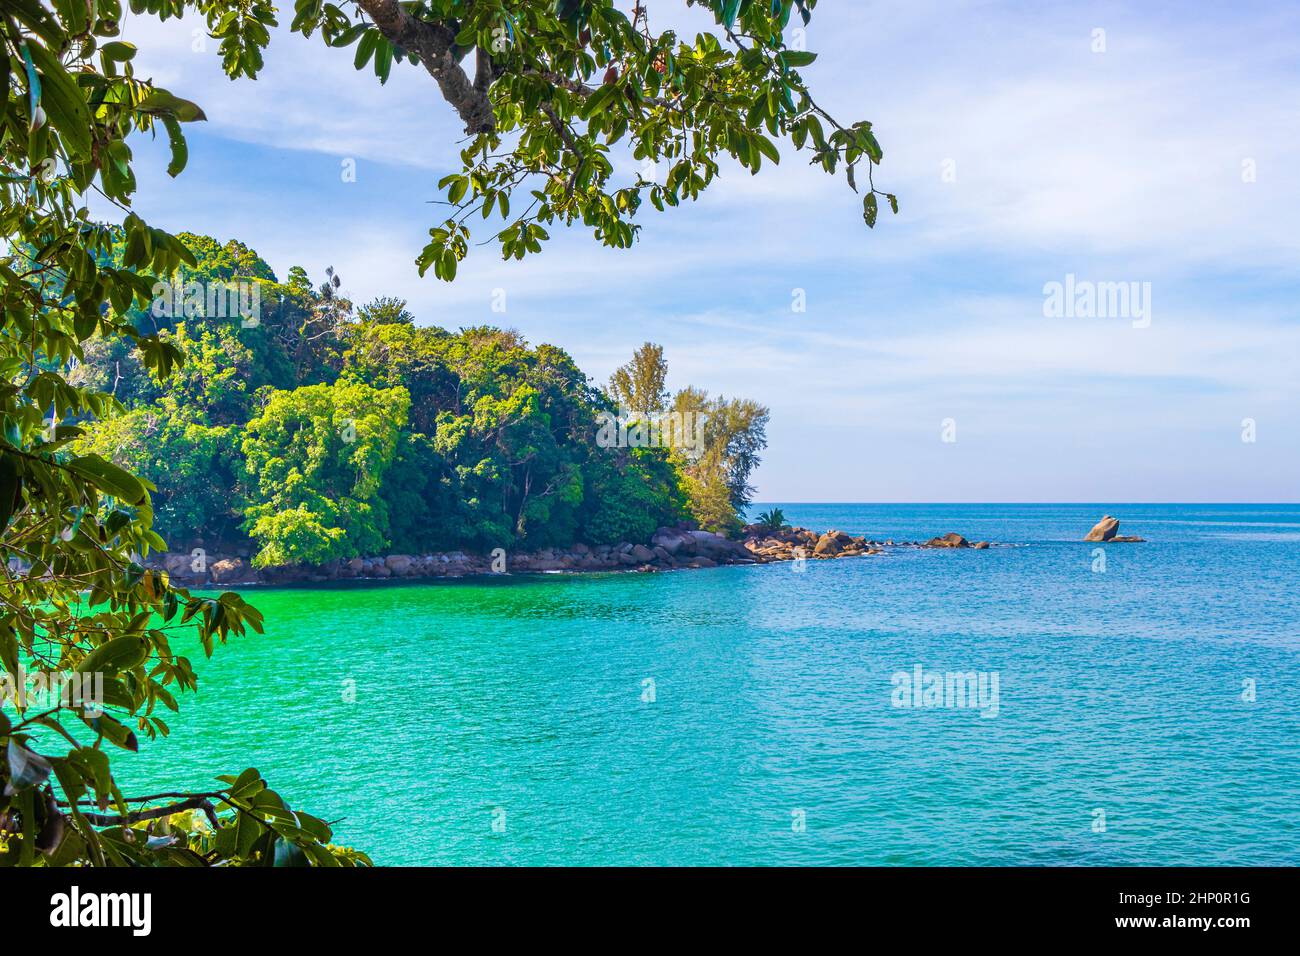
top-left (1, 0), bottom-right (360, 866)
top-left (581, 446), bottom-right (688, 545)
top-left (608, 342), bottom-right (668, 414)
top-left (278, 0), bottom-right (895, 280)
top-left (670, 385), bottom-right (770, 531)
top-left (242, 380), bottom-right (409, 566)
top-left (755, 507), bottom-right (787, 530)
top-left (357, 296), bottom-right (414, 326)
top-left (73, 401), bottom-right (243, 546)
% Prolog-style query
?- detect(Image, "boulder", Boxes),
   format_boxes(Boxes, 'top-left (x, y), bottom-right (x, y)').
top-left (1084, 516), bottom-right (1118, 542)
top-left (630, 544), bottom-right (656, 563)
top-left (972, 541), bottom-right (990, 550)
top-left (925, 533), bottom-right (970, 548)
top-left (162, 553), bottom-right (207, 582)
top-left (209, 557), bottom-right (250, 583)
top-left (813, 532), bottom-right (842, 556)
top-left (687, 530), bottom-right (730, 553)
top-left (385, 554), bottom-right (413, 574)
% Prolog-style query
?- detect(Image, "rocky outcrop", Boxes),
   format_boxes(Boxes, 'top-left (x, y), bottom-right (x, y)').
top-left (924, 533), bottom-right (969, 548)
top-left (1084, 516), bottom-right (1119, 542)
top-left (742, 526), bottom-right (881, 562)
top-left (148, 523), bottom-right (999, 588)
top-left (1084, 515), bottom-right (1144, 543)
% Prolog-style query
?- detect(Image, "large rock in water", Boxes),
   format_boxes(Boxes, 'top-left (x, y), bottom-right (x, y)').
top-left (925, 533), bottom-right (969, 548)
top-left (209, 557), bottom-right (250, 583)
top-left (813, 530), bottom-right (853, 556)
top-left (1084, 516), bottom-right (1120, 542)
top-left (813, 532), bottom-right (840, 556)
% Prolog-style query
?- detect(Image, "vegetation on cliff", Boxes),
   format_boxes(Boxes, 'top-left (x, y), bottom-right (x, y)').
top-left (73, 235), bottom-right (770, 565)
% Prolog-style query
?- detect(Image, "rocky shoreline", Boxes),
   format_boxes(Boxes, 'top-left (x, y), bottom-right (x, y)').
top-left (151, 525), bottom-right (996, 587)
top-left (147, 513), bottom-right (1139, 587)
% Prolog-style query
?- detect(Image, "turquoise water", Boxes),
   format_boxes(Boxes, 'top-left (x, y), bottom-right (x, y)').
top-left (119, 504), bottom-right (1300, 865)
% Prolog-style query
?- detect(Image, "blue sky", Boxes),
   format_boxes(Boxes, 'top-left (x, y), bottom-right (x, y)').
top-left (104, 1), bottom-right (1300, 502)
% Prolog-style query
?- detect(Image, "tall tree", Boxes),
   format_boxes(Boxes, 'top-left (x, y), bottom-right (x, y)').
top-left (608, 341), bottom-right (669, 414)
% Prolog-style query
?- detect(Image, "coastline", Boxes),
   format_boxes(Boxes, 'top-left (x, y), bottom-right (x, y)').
top-left (145, 511), bottom-right (1145, 588)
top-left (150, 525), bottom-right (997, 587)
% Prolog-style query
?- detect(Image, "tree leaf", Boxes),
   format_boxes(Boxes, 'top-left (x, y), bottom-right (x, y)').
top-left (23, 39), bottom-right (92, 160)
top-left (273, 837), bottom-right (310, 867)
top-left (777, 50), bottom-right (817, 68)
top-left (160, 114), bottom-right (187, 177)
top-left (75, 635), bottom-right (151, 676)
top-left (136, 89), bottom-right (208, 123)
top-left (67, 454), bottom-right (147, 504)
top-left (4, 739), bottom-right (53, 795)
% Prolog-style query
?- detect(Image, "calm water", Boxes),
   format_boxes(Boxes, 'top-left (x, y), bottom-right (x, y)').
top-left (119, 504), bottom-right (1300, 865)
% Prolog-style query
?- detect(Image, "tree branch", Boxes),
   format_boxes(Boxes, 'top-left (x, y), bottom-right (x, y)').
top-left (67, 796), bottom-right (221, 829)
top-left (353, 0), bottom-right (495, 134)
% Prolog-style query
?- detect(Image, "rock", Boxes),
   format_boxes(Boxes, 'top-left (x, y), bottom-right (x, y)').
top-left (972, 541), bottom-right (990, 550)
top-left (385, 554), bottom-right (413, 574)
top-left (161, 553), bottom-right (208, 582)
top-left (630, 544), bottom-right (656, 563)
top-left (813, 534), bottom-right (840, 556)
top-left (686, 530), bottom-right (732, 555)
top-left (1084, 516), bottom-right (1120, 542)
top-left (209, 557), bottom-right (250, 583)
top-left (925, 533), bottom-right (970, 548)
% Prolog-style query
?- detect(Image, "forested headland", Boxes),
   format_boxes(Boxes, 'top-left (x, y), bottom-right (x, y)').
top-left (73, 233), bottom-right (770, 569)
